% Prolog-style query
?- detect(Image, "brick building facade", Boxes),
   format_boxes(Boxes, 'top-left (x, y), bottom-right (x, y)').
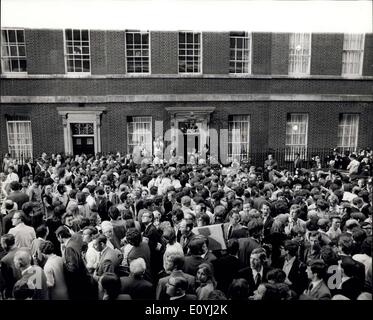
top-left (1, 29), bottom-right (372, 163)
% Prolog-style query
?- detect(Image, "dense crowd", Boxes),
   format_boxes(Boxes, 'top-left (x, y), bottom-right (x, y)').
top-left (0, 149), bottom-right (372, 300)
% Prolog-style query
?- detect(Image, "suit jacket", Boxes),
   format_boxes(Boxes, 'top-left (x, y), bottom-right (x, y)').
top-left (96, 246), bottom-right (122, 277)
top-left (63, 238), bottom-right (94, 300)
top-left (340, 255), bottom-right (366, 289)
top-left (184, 255), bottom-right (205, 276)
top-left (262, 216), bottom-right (274, 241)
top-left (337, 277), bottom-right (362, 300)
top-left (283, 258), bottom-right (308, 295)
top-left (120, 275), bottom-right (154, 299)
top-left (212, 254), bottom-right (240, 294)
top-left (156, 270), bottom-right (196, 300)
top-left (302, 280), bottom-right (331, 300)
top-left (180, 232), bottom-right (197, 255)
top-left (0, 247), bottom-right (23, 298)
top-left (237, 266), bottom-right (271, 295)
top-left (13, 265), bottom-right (49, 300)
top-left (237, 237), bottom-right (260, 268)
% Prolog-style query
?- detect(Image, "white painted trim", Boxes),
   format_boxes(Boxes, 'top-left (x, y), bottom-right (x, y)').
top-left (2, 94), bottom-right (372, 104)
top-left (57, 108), bottom-right (105, 154)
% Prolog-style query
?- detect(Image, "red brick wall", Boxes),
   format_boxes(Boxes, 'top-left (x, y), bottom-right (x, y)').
top-left (106, 31), bottom-right (126, 74)
top-left (267, 102), bottom-right (372, 149)
top-left (90, 31), bottom-right (107, 75)
top-left (25, 29), bottom-right (65, 74)
top-left (151, 32), bottom-right (178, 74)
top-left (252, 33), bottom-right (272, 75)
top-left (0, 104), bottom-right (64, 157)
top-left (2, 78), bottom-right (372, 96)
top-left (311, 33), bottom-right (343, 75)
top-left (203, 32), bottom-right (230, 74)
top-left (271, 33), bottom-right (289, 75)
top-left (363, 33), bottom-right (373, 76)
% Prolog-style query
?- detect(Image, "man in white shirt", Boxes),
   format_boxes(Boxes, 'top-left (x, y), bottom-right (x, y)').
top-left (347, 154), bottom-right (360, 176)
top-left (9, 210), bottom-right (36, 248)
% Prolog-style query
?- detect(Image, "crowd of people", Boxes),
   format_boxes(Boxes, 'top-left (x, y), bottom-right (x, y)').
top-left (0, 149), bottom-right (372, 300)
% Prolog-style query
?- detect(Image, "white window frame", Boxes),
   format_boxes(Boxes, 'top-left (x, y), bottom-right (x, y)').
top-left (125, 30), bottom-right (151, 74)
top-left (342, 34), bottom-right (365, 77)
top-left (6, 120), bottom-right (33, 159)
top-left (229, 31), bottom-right (252, 75)
top-left (337, 114), bottom-right (359, 152)
top-left (178, 31), bottom-right (202, 75)
top-left (285, 113), bottom-right (309, 160)
top-left (288, 33), bottom-right (311, 76)
top-left (63, 29), bottom-right (91, 74)
top-left (127, 116), bottom-right (153, 155)
top-left (1, 28), bottom-right (27, 74)
top-left (228, 115), bottom-right (250, 161)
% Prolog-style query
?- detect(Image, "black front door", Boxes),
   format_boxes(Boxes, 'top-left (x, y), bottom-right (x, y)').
top-left (72, 137), bottom-right (94, 156)
top-left (178, 121), bottom-right (199, 163)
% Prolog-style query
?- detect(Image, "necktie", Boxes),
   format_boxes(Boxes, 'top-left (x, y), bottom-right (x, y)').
top-left (228, 225), bottom-right (233, 239)
top-left (255, 273), bottom-right (262, 286)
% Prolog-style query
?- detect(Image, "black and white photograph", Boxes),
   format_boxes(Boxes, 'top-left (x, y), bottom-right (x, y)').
top-left (0, 0), bottom-right (372, 315)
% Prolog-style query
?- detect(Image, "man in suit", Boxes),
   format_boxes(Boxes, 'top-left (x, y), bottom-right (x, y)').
top-left (336, 258), bottom-right (364, 300)
top-left (56, 226), bottom-right (95, 300)
top-left (281, 240), bottom-right (308, 296)
top-left (120, 257), bottom-right (154, 299)
top-left (13, 250), bottom-right (48, 300)
top-left (260, 202), bottom-right (273, 242)
top-left (142, 211), bottom-right (163, 277)
top-left (184, 237), bottom-right (206, 276)
top-left (156, 254), bottom-right (196, 300)
top-left (93, 234), bottom-right (122, 281)
top-left (166, 275), bottom-right (197, 300)
top-left (179, 219), bottom-right (196, 255)
top-left (223, 211), bottom-right (244, 241)
top-left (5, 182), bottom-right (29, 212)
top-left (301, 259), bottom-right (331, 300)
top-left (8, 211), bottom-right (36, 248)
top-left (237, 247), bottom-right (271, 296)
top-left (21, 158), bottom-right (35, 179)
top-left (293, 153), bottom-right (303, 171)
top-left (237, 219), bottom-right (262, 268)
top-left (212, 239), bottom-right (240, 295)
top-left (337, 233), bottom-right (366, 290)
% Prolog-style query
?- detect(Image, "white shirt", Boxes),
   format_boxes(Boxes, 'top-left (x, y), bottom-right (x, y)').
top-left (283, 256), bottom-right (296, 279)
top-left (85, 241), bottom-right (100, 269)
top-left (252, 266), bottom-right (264, 284)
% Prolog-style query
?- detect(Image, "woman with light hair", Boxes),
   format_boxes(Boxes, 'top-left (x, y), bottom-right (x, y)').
top-left (101, 221), bottom-right (115, 249)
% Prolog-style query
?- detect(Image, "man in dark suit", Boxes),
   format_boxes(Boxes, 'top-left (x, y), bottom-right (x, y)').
top-left (142, 211), bottom-right (163, 277)
top-left (338, 233), bottom-right (366, 288)
top-left (237, 247), bottom-right (271, 296)
top-left (293, 153), bottom-right (303, 171)
top-left (281, 240), bottom-right (308, 295)
top-left (335, 258), bottom-right (364, 300)
top-left (120, 257), bottom-right (154, 299)
top-left (179, 219), bottom-right (196, 255)
top-left (212, 239), bottom-right (240, 295)
top-left (237, 219), bottom-right (262, 268)
top-left (260, 202), bottom-right (273, 242)
top-left (184, 237), bottom-right (206, 276)
top-left (300, 259), bottom-right (331, 300)
top-left (21, 158), bottom-right (35, 179)
top-left (165, 275), bottom-right (197, 300)
top-left (6, 182), bottom-right (29, 211)
top-left (156, 254), bottom-right (195, 300)
top-left (56, 226), bottom-right (95, 300)
top-left (93, 235), bottom-right (122, 280)
top-left (223, 211), bottom-right (245, 241)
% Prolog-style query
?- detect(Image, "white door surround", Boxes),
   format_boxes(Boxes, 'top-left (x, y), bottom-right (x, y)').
top-left (57, 107), bottom-right (106, 155)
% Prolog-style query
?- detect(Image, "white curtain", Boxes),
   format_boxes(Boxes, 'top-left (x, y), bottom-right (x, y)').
top-left (342, 34), bottom-right (364, 75)
top-left (7, 121), bottom-right (33, 159)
